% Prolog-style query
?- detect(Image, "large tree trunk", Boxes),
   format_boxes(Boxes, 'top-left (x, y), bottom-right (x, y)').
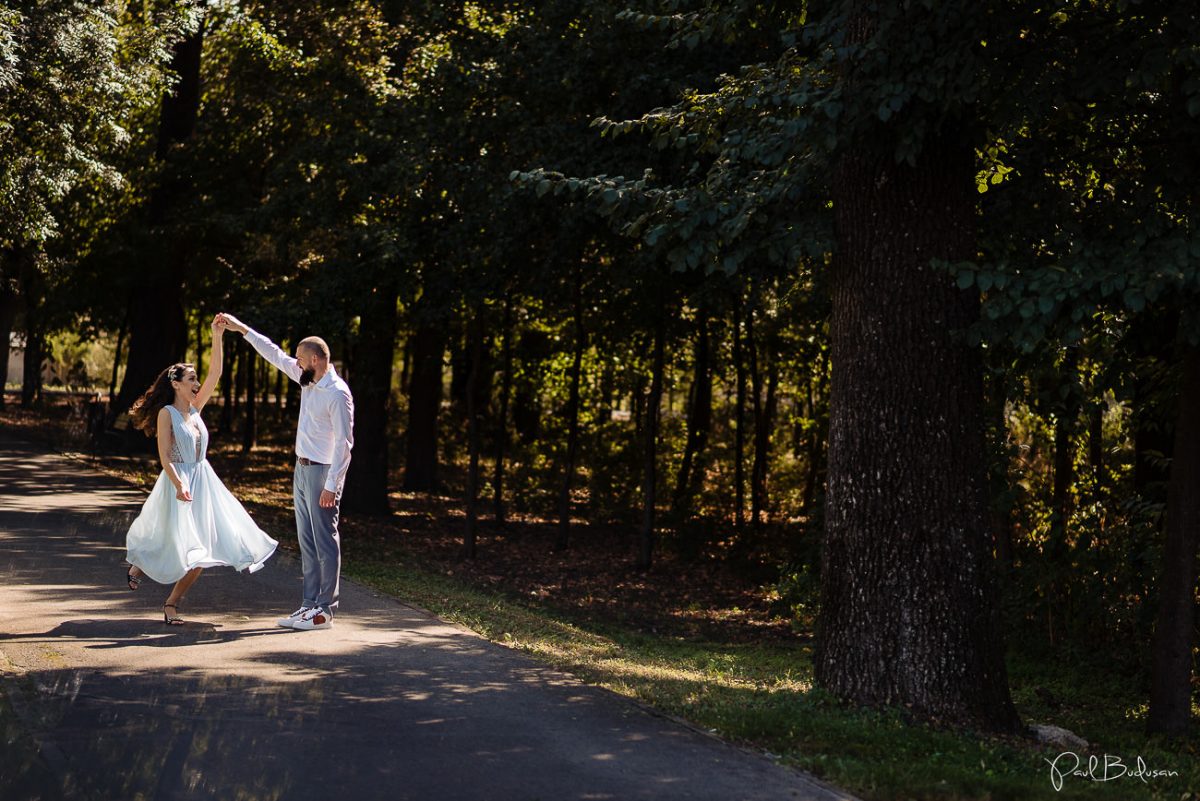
top-left (556, 265), bottom-right (585, 551)
top-left (112, 27), bottom-right (202, 423)
top-left (1147, 339), bottom-right (1200, 735)
top-left (343, 282), bottom-right (397, 515)
top-left (403, 318), bottom-right (447, 492)
top-left (18, 253), bottom-right (42, 409)
top-left (816, 127), bottom-right (1020, 730)
top-left (636, 304), bottom-right (666, 571)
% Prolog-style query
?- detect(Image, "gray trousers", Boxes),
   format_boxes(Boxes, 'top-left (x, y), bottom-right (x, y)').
top-left (293, 461), bottom-right (341, 615)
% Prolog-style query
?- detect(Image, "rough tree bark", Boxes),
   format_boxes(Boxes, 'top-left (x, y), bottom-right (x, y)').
top-left (816, 123), bottom-right (1020, 730)
top-left (1147, 338), bottom-right (1200, 735)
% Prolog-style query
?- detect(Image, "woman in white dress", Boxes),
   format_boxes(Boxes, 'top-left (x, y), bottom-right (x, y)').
top-left (124, 315), bottom-right (278, 625)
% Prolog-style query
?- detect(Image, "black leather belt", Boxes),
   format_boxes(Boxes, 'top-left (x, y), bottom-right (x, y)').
top-left (297, 457), bottom-right (329, 466)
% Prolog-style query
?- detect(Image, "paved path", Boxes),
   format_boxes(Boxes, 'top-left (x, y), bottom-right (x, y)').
top-left (0, 434), bottom-right (853, 801)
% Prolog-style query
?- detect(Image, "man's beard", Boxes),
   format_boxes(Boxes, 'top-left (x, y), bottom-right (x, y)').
top-left (300, 368), bottom-right (316, 386)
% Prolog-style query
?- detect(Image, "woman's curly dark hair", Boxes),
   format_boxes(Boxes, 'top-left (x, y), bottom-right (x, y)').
top-left (129, 363), bottom-right (193, 437)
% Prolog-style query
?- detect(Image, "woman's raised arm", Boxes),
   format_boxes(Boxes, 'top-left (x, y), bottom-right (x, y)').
top-left (195, 315), bottom-right (225, 412)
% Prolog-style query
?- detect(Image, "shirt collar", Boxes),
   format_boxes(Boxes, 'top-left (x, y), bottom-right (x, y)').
top-left (316, 363), bottom-right (338, 389)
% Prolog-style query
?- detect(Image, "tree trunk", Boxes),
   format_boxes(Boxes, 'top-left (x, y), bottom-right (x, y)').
top-left (107, 306), bottom-right (129, 402)
top-left (0, 273), bottom-right (17, 409)
top-left (492, 293), bottom-right (514, 526)
top-left (195, 314), bottom-right (204, 378)
top-left (1088, 401), bottom-right (1104, 488)
top-left (219, 340), bottom-right (234, 434)
top-left (556, 265), bottom-right (585, 551)
top-left (802, 350), bottom-right (830, 514)
top-left (637, 304), bottom-right (667, 571)
top-left (816, 126), bottom-right (1020, 730)
top-left (234, 338), bottom-right (246, 418)
top-left (241, 339), bottom-right (257, 451)
top-left (343, 282), bottom-right (397, 515)
top-left (732, 302), bottom-right (747, 529)
top-left (21, 329), bottom-right (42, 408)
top-left (672, 307), bottom-right (712, 519)
top-left (463, 308), bottom-right (485, 559)
top-left (18, 254), bottom-right (42, 408)
top-left (404, 319), bottom-right (446, 492)
top-left (111, 26), bottom-right (201, 423)
top-left (1147, 339), bottom-right (1200, 735)
top-left (1052, 348), bottom-right (1079, 540)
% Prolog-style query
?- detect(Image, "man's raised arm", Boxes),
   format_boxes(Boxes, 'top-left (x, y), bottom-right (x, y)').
top-left (216, 313), bottom-right (302, 383)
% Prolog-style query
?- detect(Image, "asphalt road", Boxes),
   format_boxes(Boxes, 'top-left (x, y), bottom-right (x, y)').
top-left (0, 434), bottom-right (854, 801)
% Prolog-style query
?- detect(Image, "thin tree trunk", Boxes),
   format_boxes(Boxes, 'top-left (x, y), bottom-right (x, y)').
top-left (802, 350), bottom-right (830, 514)
top-left (672, 307), bottom-right (712, 520)
top-left (234, 338), bottom-right (246, 418)
top-left (556, 265), bottom-right (585, 551)
top-left (0, 271), bottom-right (18, 409)
top-left (400, 334), bottom-right (412, 395)
top-left (404, 319), bottom-right (446, 492)
top-left (218, 340), bottom-right (234, 434)
top-left (1088, 402), bottom-right (1104, 488)
top-left (195, 314), bottom-right (204, 378)
top-left (344, 282), bottom-right (398, 514)
top-left (274, 368), bottom-right (284, 412)
top-left (492, 293), bottom-right (514, 526)
top-left (463, 307), bottom-right (485, 559)
top-left (241, 340), bottom-right (257, 452)
top-left (1052, 348), bottom-right (1079, 539)
top-left (1147, 339), bottom-right (1200, 735)
top-left (732, 302), bottom-right (747, 529)
top-left (816, 109), bottom-right (1020, 730)
top-left (637, 303), bottom-right (667, 571)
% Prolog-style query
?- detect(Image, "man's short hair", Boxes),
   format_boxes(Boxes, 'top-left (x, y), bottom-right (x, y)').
top-left (297, 336), bottom-right (331, 361)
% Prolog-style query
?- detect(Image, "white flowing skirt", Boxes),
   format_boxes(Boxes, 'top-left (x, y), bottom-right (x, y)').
top-left (126, 460), bottom-right (278, 584)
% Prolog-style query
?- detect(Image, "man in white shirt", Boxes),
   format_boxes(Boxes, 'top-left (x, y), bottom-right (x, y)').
top-left (217, 312), bottom-right (353, 631)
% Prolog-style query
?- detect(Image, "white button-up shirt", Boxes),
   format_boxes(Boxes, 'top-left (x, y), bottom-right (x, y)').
top-left (244, 328), bottom-right (354, 495)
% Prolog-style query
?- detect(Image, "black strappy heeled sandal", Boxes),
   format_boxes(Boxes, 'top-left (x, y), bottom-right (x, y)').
top-left (126, 567), bottom-right (142, 591)
top-left (163, 603), bottom-right (184, 626)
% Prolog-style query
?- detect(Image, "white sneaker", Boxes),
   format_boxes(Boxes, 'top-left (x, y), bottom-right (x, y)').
top-left (277, 606), bottom-right (311, 629)
top-left (292, 607), bottom-right (332, 630)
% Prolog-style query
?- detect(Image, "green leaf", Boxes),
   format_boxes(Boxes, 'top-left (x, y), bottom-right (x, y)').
top-left (956, 270), bottom-right (975, 289)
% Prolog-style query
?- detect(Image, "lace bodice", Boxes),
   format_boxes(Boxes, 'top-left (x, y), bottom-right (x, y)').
top-left (166, 404), bottom-right (208, 463)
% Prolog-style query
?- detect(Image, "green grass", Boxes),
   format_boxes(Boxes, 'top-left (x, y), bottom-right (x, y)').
top-left (345, 554), bottom-right (1200, 801)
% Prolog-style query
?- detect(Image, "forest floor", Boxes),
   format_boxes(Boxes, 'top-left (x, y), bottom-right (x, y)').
top-left (3, 393), bottom-right (1198, 801)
